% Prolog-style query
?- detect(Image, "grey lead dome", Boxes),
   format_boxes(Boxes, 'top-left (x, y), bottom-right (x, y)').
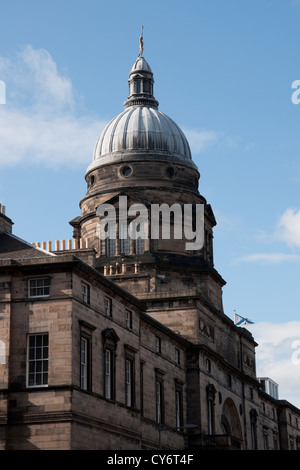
top-left (88, 55), bottom-right (193, 172)
top-left (93, 106), bottom-right (192, 161)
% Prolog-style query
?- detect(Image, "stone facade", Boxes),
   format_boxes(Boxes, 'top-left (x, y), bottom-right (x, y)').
top-left (1, 47), bottom-right (300, 450)
top-left (0, 256), bottom-right (188, 450)
top-left (0, 246), bottom-right (300, 450)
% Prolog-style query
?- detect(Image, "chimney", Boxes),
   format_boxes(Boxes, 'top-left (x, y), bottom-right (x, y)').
top-left (0, 204), bottom-right (14, 233)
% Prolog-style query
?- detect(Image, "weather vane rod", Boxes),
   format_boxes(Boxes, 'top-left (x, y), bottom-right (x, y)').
top-left (138, 25), bottom-right (144, 57)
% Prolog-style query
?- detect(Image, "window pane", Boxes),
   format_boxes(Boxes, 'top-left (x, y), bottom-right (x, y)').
top-left (105, 297), bottom-right (112, 316)
top-left (80, 336), bottom-right (89, 390)
top-left (36, 347), bottom-right (42, 359)
top-left (120, 223), bottom-right (130, 255)
top-left (27, 334), bottom-right (49, 387)
top-left (29, 278), bottom-right (50, 297)
top-left (106, 238), bottom-right (116, 257)
top-left (105, 349), bottom-right (112, 399)
top-left (136, 237), bottom-right (145, 255)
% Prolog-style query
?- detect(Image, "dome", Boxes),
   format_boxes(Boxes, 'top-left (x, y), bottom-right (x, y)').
top-left (86, 52), bottom-right (196, 173)
top-left (93, 106), bottom-right (192, 162)
top-left (130, 56), bottom-right (152, 73)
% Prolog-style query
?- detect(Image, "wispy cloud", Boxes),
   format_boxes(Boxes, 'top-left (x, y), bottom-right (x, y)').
top-left (0, 46), bottom-right (106, 169)
top-left (250, 322), bottom-right (300, 408)
top-left (0, 46), bottom-right (230, 169)
top-left (235, 207), bottom-right (300, 264)
top-left (183, 128), bottom-right (238, 155)
top-left (183, 129), bottom-right (220, 154)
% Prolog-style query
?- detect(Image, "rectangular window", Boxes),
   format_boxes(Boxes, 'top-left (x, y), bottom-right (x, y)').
top-left (27, 334), bottom-right (49, 387)
top-left (156, 379), bottom-right (164, 424)
top-left (120, 223), bottom-right (130, 255)
top-left (104, 297), bottom-right (112, 317)
top-left (140, 362), bottom-right (144, 416)
top-left (136, 237), bottom-right (145, 255)
top-left (135, 80), bottom-right (141, 93)
top-left (104, 348), bottom-right (114, 400)
top-left (176, 390), bottom-right (183, 430)
top-left (125, 358), bottom-right (134, 407)
top-left (81, 283), bottom-right (90, 304)
top-left (175, 348), bottom-right (180, 365)
top-left (28, 278), bottom-right (50, 298)
top-left (80, 335), bottom-right (90, 390)
top-left (125, 309), bottom-right (132, 329)
top-left (155, 336), bottom-right (161, 354)
top-left (208, 399), bottom-right (214, 434)
top-left (106, 234), bottom-right (116, 257)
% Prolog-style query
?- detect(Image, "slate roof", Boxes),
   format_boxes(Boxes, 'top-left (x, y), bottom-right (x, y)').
top-left (0, 231), bottom-right (54, 259)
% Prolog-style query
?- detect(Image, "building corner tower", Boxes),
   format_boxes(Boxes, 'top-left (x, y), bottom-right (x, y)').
top-left (70, 41), bottom-right (226, 343)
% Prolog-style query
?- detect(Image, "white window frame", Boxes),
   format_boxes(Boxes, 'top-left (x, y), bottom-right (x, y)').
top-left (28, 278), bottom-right (50, 298)
top-left (27, 333), bottom-right (49, 388)
top-left (125, 309), bottom-right (132, 329)
top-left (105, 349), bottom-right (112, 399)
top-left (81, 282), bottom-right (90, 304)
top-left (104, 297), bottom-right (112, 317)
top-left (125, 359), bottom-right (133, 407)
top-left (80, 336), bottom-right (88, 390)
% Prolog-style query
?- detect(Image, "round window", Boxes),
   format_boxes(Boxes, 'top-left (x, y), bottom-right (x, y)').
top-left (121, 166), bottom-right (132, 177)
top-left (166, 167), bottom-right (174, 178)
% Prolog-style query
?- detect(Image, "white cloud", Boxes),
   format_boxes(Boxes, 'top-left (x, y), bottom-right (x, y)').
top-left (0, 46), bottom-right (229, 169)
top-left (276, 208), bottom-right (300, 249)
top-left (183, 129), bottom-right (220, 154)
top-left (0, 107), bottom-right (105, 168)
top-left (235, 208), bottom-right (300, 264)
top-left (249, 322), bottom-right (300, 408)
top-left (0, 45), bottom-right (74, 111)
top-left (0, 46), bottom-right (106, 168)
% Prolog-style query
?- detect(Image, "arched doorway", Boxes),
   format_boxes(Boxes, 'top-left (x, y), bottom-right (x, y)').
top-left (220, 398), bottom-right (243, 449)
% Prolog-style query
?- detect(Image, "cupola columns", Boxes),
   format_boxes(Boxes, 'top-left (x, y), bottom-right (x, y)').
top-left (124, 55), bottom-right (159, 109)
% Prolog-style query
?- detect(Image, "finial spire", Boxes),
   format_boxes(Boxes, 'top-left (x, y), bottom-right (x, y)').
top-left (138, 25), bottom-right (144, 57)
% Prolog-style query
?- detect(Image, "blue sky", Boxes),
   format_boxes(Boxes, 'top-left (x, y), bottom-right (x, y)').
top-left (1, 0), bottom-right (300, 406)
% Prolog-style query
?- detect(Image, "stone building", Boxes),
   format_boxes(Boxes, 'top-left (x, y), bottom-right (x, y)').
top-left (0, 44), bottom-right (300, 450)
